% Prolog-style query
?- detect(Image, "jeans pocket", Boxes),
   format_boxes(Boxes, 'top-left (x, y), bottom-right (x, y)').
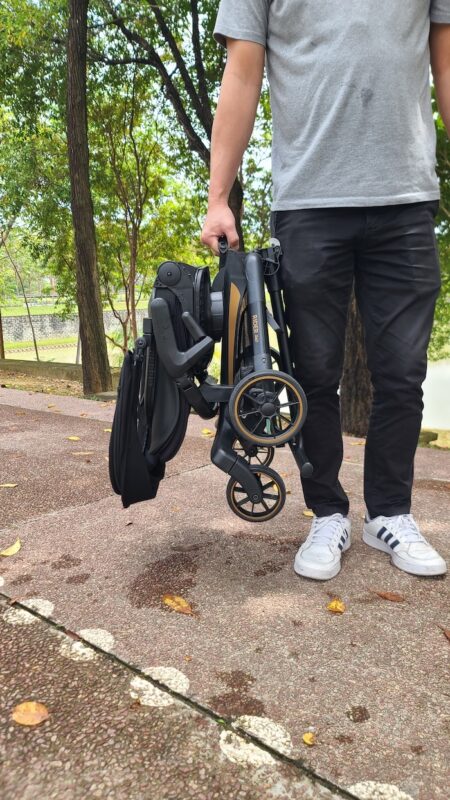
top-left (269, 210), bottom-right (278, 237)
top-left (430, 199), bottom-right (440, 218)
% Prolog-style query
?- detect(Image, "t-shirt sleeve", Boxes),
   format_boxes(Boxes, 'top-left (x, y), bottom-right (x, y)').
top-left (430, 0), bottom-right (450, 23)
top-left (213, 0), bottom-right (269, 49)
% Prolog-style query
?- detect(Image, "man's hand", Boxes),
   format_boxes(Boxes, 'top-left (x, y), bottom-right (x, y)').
top-left (201, 202), bottom-right (240, 255)
top-left (430, 22), bottom-right (450, 137)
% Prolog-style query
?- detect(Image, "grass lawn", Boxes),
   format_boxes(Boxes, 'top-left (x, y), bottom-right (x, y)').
top-left (2, 299), bottom-right (148, 317)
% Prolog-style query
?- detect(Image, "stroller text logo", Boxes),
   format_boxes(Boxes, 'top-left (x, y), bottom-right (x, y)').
top-left (252, 314), bottom-right (260, 343)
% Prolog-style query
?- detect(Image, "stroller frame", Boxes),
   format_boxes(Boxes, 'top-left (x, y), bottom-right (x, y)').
top-left (141, 233), bottom-right (313, 523)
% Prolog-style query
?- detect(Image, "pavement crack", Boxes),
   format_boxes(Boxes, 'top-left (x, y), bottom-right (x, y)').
top-left (0, 591), bottom-right (359, 800)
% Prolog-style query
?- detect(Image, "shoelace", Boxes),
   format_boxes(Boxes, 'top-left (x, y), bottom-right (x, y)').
top-left (380, 513), bottom-right (428, 544)
top-left (308, 513), bottom-right (347, 548)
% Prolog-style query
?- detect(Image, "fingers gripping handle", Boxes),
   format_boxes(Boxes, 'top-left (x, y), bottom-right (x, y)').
top-left (218, 233), bottom-right (228, 269)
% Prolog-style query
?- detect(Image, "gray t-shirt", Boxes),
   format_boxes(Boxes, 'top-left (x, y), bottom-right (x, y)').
top-left (213, 0), bottom-right (450, 210)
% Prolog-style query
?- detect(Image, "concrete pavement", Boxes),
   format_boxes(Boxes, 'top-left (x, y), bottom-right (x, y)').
top-left (0, 387), bottom-right (449, 800)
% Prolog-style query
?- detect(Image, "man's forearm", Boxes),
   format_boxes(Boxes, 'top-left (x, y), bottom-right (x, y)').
top-left (434, 68), bottom-right (450, 137)
top-left (208, 73), bottom-right (261, 206)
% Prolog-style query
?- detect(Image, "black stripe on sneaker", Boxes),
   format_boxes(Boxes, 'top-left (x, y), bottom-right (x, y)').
top-left (384, 532), bottom-right (393, 543)
top-left (340, 535), bottom-right (346, 544)
top-left (377, 527), bottom-right (387, 539)
top-left (390, 539), bottom-right (400, 549)
top-left (338, 543), bottom-right (343, 551)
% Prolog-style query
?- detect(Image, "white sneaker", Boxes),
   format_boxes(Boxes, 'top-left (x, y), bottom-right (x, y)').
top-left (294, 512), bottom-right (351, 580)
top-left (363, 511), bottom-right (447, 577)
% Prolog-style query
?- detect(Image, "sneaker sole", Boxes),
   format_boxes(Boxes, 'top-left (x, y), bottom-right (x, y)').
top-left (294, 535), bottom-right (351, 581)
top-left (362, 528), bottom-right (447, 577)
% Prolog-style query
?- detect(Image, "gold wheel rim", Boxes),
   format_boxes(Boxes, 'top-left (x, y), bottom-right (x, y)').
top-left (229, 471), bottom-right (282, 521)
top-left (232, 374), bottom-right (304, 446)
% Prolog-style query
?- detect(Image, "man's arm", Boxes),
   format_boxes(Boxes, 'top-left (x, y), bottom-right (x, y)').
top-left (201, 38), bottom-right (265, 253)
top-left (430, 23), bottom-right (450, 136)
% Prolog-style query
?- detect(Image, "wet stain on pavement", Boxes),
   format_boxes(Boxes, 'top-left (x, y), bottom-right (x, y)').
top-left (335, 734), bottom-right (354, 744)
top-left (254, 561), bottom-right (284, 577)
top-left (129, 553), bottom-right (198, 609)
top-left (209, 670), bottom-right (266, 717)
top-left (346, 705), bottom-right (370, 723)
top-left (66, 573), bottom-right (91, 585)
top-left (11, 574), bottom-right (33, 586)
top-left (51, 554), bottom-right (82, 570)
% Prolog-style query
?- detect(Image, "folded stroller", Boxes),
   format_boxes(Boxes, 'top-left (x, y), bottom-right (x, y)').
top-left (108, 234), bottom-right (313, 521)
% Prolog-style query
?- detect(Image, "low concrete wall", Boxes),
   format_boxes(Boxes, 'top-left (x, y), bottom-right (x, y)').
top-left (3, 310), bottom-right (147, 343)
top-left (0, 359), bottom-right (121, 389)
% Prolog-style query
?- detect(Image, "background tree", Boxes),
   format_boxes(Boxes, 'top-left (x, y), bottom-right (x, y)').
top-left (67, 0), bottom-right (111, 393)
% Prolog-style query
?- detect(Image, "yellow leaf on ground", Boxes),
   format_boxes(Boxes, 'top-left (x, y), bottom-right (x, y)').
top-left (201, 428), bottom-right (215, 437)
top-left (103, 428), bottom-right (112, 433)
top-left (302, 509), bottom-right (314, 517)
top-left (327, 598), bottom-right (346, 614)
top-left (349, 441), bottom-right (365, 446)
top-left (67, 436), bottom-right (80, 441)
top-left (375, 591), bottom-right (405, 603)
top-left (12, 701), bottom-right (49, 726)
top-left (73, 452), bottom-right (94, 457)
top-left (47, 404), bottom-right (55, 408)
top-left (0, 483), bottom-right (18, 488)
top-left (1, 538), bottom-right (21, 557)
top-left (162, 594), bottom-right (194, 615)
top-left (303, 732), bottom-right (316, 746)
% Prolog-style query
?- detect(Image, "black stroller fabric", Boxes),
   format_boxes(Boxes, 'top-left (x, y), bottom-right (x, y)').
top-left (109, 350), bottom-right (165, 508)
top-left (109, 285), bottom-right (193, 508)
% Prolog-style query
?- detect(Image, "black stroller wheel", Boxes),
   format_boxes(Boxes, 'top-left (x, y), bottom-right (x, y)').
top-left (231, 438), bottom-right (275, 467)
top-left (229, 370), bottom-right (307, 446)
top-left (226, 466), bottom-right (286, 522)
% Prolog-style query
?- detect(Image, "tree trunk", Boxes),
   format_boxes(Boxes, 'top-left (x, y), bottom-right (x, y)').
top-left (0, 311), bottom-right (5, 360)
top-left (228, 177), bottom-right (244, 249)
top-left (340, 286), bottom-right (373, 437)
top-left (67, 0), bottom-right (111, 395)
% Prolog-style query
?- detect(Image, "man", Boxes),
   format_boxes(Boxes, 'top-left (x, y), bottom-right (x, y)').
top-left (201, 1), bottom-right (450, 580)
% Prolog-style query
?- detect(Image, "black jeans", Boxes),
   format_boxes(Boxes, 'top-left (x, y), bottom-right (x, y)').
top-left (269, 200), bottom-right (442, 519)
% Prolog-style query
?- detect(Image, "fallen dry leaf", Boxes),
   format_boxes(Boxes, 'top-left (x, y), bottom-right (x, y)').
top-left (67, 436), bottom-right (80, 442)
top-left (201, 427), bottom-right (215, 437)
top-left (302, 509), bottom-right (314, 518)
top-left (374, 591), bottom-right (405, 603)
top-left (162, 594), bottom-right (194, 616)
top-left (349, 441), bottom-right (365, 446)
top-left (73, 451), bottom-right (94, 457)
top-left (184, 655), bottom-right (192, 662)
top-left (11, 701), bottom-right (49, 727)
top-left (0, 483), bottom-right (18, 489)
top-left (439, 626), bottom-right (450, 642)
top-left (103, 428), bottom-right (112, 433)
top-left (1, 538), bottom-right (22, 557)
top-left (47, 404), bottom-right (55, 409)
top-left (302, 732), bottom-right (316, 746)
top-left (79, 413), bottom-right (88, 417)
top-left (327, 598), bottom-right (346, 614)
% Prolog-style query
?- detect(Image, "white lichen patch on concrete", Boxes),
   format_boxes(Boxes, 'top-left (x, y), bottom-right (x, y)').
top-left (219, 728), bottom-right (276, 767)
top-left (3, 607), bottom-right (36, 626)
top-left (347, 782), bottom-right (414, 800)
top-left (77, 628), bottom-right (115, 651)
top-left (25, 598), bottom-right (55, 617)
top-left (234, 715), bottom-right (293, 757)
top-left (3, 598), bottom-right (54, 625)
top-left (220, 715), bottom-right (293, 767)
top-left (59, 638), bottom-right (97, 662)
top-left (142, 666), bottom-right (190, 695)
top-left (129, 676), bottom-right (174, 708)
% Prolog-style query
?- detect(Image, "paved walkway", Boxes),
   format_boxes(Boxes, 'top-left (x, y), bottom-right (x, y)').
top-left (0, 387), bottom-right (449, 800)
